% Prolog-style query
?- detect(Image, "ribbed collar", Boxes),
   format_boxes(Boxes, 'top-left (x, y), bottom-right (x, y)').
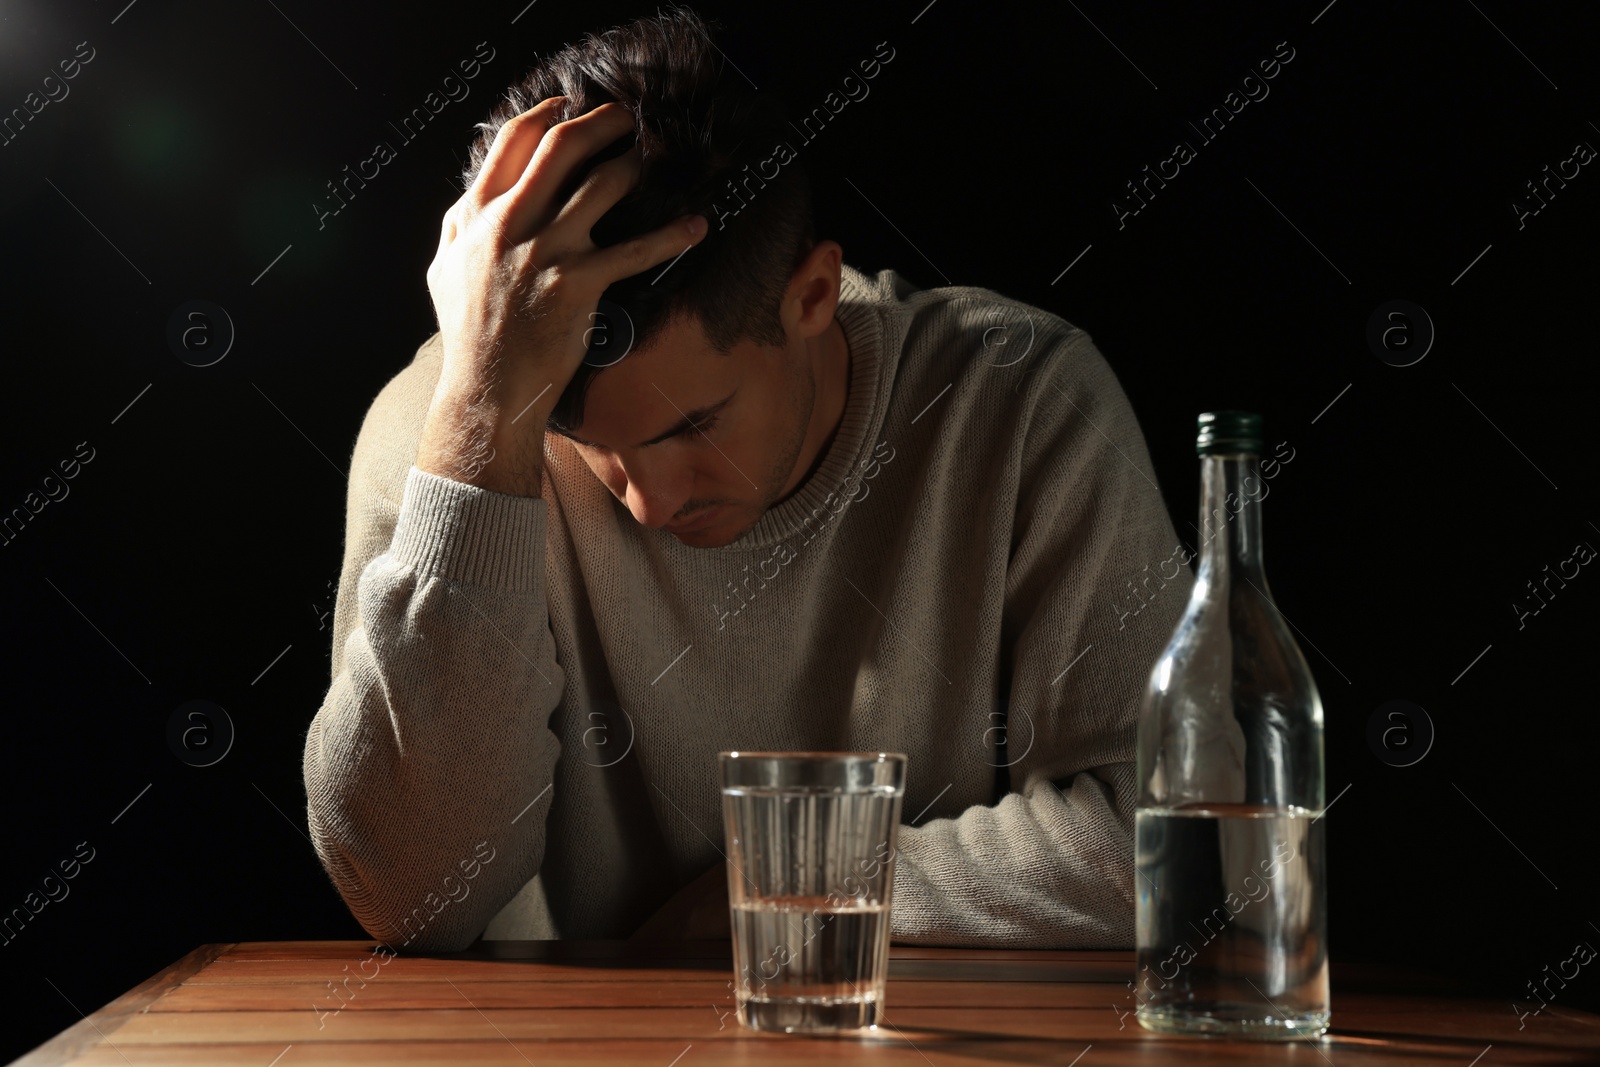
top-left (714, 262), bottom-right (889, 550)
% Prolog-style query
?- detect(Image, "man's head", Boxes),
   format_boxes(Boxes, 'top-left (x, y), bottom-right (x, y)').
top-left (462, 8), bottom-right (848, 547)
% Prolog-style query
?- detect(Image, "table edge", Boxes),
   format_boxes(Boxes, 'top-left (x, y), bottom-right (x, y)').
top-left (10, 942), bottom-right (234, 1067)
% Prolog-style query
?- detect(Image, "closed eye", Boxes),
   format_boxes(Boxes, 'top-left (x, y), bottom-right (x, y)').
top-left (679, 415), bottom-right (719, 442)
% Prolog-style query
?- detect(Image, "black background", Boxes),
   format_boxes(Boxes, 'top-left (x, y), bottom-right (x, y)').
top-left (3, 0), bottom-right (1598, 1059)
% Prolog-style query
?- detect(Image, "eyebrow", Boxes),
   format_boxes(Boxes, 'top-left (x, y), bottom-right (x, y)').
top-left (560, 390), bottom-right (737, 450)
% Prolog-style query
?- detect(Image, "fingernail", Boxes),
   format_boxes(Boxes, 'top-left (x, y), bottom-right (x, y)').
top-left (687, 215), bottom-right (708, 238)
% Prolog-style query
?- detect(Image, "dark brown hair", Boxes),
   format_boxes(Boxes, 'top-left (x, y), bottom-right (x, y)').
top-left (461, 7), bottom-right (815, 433)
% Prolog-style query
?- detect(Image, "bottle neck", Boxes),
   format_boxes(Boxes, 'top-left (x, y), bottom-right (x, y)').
top-left (1196, 453), bottom-right (1267, 583)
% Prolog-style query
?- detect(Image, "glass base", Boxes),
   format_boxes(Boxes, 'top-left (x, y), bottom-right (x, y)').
top-left (739, 993), bottom-right (881, 1032)
top-left (1137, 1004), bottom-right (1330, 1041)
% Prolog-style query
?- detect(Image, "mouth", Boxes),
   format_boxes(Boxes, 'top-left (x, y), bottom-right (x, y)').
top-left (666, 505), bottom-right (725, 535)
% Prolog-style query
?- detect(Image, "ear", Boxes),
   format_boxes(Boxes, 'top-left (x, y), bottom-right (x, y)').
top-left (782, 240), bottom-right (843, 341)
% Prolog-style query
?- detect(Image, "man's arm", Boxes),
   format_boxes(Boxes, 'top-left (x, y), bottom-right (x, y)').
top-left (303, 96), bottom-right (709, 950)
top-left (303, 430), bottom-right (567, 950)
top-left (889, 330), bottom-right (1192, 947)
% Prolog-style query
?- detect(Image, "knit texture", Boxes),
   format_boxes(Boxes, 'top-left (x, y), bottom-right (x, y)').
top-left (303, 263), bottom-right (1193, 950)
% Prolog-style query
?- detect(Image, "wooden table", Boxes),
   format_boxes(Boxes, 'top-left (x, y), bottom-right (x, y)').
top-left (14, 940), bottom-right (1600, 1065)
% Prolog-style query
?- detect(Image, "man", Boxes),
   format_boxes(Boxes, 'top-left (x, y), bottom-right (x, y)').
top-left (302, 8), bottom-right (1192, 951)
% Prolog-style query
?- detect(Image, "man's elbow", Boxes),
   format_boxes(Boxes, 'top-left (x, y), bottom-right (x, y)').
top-left (359, 908), bottom-right (485, 954)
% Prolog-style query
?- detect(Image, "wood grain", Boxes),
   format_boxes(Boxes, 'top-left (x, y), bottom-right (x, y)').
top-left (12, 940), bottom-right (1599, 1066)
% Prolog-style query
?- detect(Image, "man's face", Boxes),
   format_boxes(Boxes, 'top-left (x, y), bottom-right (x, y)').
top-left (555, 313), bottom-right (818, 548)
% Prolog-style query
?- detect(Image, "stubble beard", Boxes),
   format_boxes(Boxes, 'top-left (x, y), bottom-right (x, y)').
top-left (730, 353), bottom-right (818, 538)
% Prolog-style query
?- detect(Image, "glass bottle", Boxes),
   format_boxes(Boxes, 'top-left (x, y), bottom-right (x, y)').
top-left (1133, 411), bottom-right (1330, 1039)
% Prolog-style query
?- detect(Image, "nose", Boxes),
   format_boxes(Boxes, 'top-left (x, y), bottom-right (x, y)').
top-left (616, 454), bottom-right (692, 528)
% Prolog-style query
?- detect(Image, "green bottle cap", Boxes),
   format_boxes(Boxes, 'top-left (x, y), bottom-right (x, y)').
top-left (1196, 411), bottom-right (1264, 455)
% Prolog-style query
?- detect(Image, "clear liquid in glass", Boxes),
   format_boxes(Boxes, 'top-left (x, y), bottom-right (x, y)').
top-left (731, 896), bottom-right (889, 1030)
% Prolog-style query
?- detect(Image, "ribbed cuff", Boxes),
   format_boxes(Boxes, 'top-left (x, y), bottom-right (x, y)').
top-left (389, 466), bottom-right (545, 593)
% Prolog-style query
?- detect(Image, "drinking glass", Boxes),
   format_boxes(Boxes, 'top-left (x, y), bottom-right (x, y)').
top-left (718, 750), bottom-right (907, 1032)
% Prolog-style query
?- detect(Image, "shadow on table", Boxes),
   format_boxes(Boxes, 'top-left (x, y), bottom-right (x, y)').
top-left (803, 1027), bottom-right (1589, 1065)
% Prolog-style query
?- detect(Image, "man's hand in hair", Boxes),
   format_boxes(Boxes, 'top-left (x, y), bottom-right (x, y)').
top-left (416, 98), bottom-right (709, 497)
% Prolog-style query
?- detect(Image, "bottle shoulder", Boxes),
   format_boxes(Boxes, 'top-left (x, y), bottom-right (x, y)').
top-left (1151, 572), bottom-right (1322, 707)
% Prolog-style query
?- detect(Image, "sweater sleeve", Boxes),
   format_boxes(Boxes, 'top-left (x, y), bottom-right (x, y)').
top-left (888, 330), bottom-right (1192, 947)
top-left (303, 449), bottom-right (567, 952)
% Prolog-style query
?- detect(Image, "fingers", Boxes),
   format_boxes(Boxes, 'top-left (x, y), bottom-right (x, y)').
top-left (546, 142), bottom-right (644, 242)
top-left (472, 97), bottom-right (568, 203)
top-left (586, 213), bottom-right (708, 288)
top-left (501, 102), bottom-right (637, 239)
top-left (458, 98), bottom-right (705, 303)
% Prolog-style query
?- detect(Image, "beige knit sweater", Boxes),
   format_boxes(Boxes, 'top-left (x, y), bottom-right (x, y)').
top-left (302, 263), bottom-right (1193, 950)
